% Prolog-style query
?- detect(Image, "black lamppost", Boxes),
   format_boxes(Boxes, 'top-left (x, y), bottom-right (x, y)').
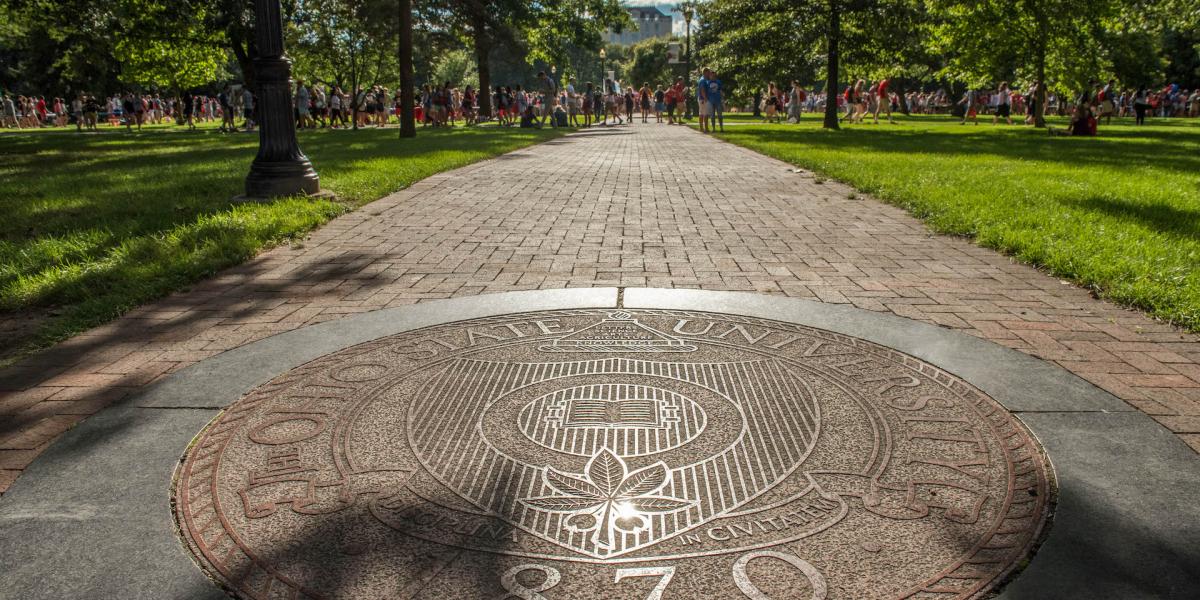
top-left (244, 0), bottom-right (321, 198)
top-left (681, 2), bottom-right (694, 119)
top-left (599, 48), bottom-right (607, 88)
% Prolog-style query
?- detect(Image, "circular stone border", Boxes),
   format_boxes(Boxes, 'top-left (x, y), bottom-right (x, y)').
top-left (0, 288), bottom-right (1197, 600)
top-left (173, 307), bottom-right (1055, 599)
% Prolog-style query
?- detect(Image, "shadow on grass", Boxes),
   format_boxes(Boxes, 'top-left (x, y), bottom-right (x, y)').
top-left (720, 119), bottom-right (1200, 175)
top-left (0, 126), bottom-right (562, 355)
top-left (1062, 195), bottom-right (1200, 241)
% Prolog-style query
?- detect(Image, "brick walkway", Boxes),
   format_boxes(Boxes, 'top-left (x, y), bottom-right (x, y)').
top-left (2, 124), bottom-right (1198, 493)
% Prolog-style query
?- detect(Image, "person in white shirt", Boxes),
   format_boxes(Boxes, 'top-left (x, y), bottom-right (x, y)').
top-left (993, 81), bottom-right (1012, 125)
top-left (295, 80), bottom-right (311, 128)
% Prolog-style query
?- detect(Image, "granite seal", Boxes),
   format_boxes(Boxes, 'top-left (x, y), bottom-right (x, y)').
top-left (175, 308), bottom-right (1052, 599)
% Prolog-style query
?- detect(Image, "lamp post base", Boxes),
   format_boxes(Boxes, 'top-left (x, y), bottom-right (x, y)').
top-left (245, 158), bottom-right (321, 198)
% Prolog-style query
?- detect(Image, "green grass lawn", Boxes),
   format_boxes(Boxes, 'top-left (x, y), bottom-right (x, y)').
top-left (0, 122), bottom-right (564, 358)
top-left (708, 115), bottom-right (1200, 331)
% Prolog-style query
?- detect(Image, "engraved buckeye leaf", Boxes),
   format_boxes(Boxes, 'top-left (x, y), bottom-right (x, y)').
top-left (522, 449), bottom-right (693, 549)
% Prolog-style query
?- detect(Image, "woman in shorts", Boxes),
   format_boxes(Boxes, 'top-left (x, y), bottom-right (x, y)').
top-left (579, 83), bottom-right (594, 128)
top-left (764, 82), bottom-right (780, 123)
top-left (654, 85), bottom-right (665, 123)
top-left (639, 83), bottom-right (651, 123)
top-left (462, 86), bottom-right (476, 126)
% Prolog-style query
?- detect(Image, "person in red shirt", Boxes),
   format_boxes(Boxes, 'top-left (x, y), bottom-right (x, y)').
top-left (668, 78), bottom-right (685, 125)
top-left (873, 78), bottom-right (893, 124)
top-left (841, 85), bottom-right (854, 123)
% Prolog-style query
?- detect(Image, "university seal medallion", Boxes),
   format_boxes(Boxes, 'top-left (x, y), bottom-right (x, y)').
top-left (175, 309), bottom-right (1051, 599)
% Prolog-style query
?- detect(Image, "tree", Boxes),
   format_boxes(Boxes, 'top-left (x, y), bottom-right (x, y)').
top-left (823, 0), bottom-right (840, 129)
top-left (697, 0), bottom-right (924, 130)
top-left (697, 0), bottom-right (823, 104)
top-left (926, 0), bottom-right (1118, 127)
top-left (431, 49), bottom-right (479, 89)
top-left (114, 6), bottom-right (226, 97)
top-left (621, 37), bottom-right (679, 91)
top-left (421, 0), bottom-right (628, 118)
top-left (291, 0), bottom-right (398, 129)
top-left (398, 0), bottom-right (415, 137)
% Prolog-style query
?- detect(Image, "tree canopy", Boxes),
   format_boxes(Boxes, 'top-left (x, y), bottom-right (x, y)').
top-left (0, 0), bottom-right (1195, 111)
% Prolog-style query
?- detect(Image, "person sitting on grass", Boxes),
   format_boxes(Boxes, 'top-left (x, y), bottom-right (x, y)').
top-left (520, 104), bottom-right (537, 128)
top-left (1047, 104), bottom-right (1096, 137)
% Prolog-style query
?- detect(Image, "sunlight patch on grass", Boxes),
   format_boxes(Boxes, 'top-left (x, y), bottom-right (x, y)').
top-left (715, 116), bottom-right (1200, 330)
top-left (0, 124), bottom-right (564, 356)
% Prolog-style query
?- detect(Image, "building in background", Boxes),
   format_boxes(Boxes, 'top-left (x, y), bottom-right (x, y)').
top-left (604, 6), bottom-right (672, 46)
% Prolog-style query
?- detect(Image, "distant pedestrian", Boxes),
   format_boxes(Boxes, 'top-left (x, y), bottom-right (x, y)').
top-left (993, 81), bottom-right (1013, 125)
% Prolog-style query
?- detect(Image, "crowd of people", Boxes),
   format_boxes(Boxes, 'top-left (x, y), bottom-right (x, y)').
top-left (0, 90), bottom-right (257, 132)
top-left (280, 70), bottom-right (716, 131)
top-left (4, 72), bottom-right (1198, 134)
top-left (744, 78), bottom-right (1200, 135)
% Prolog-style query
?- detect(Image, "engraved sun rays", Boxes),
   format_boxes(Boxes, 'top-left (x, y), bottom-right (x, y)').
top-left (522, 449), bottom-right (694, 550)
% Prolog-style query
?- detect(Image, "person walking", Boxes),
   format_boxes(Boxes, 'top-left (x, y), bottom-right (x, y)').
top-left (959, 88), bottom-right (978, 125)
top-left (537, 71), bottom-right (557, 126)
top-left (295, 80), bottom-right (312, 129)
top-left (242, 86), bottom-right (256, 131)
top-left (653, 85), bottom-right (665, 123)
top-left (639, 83), bottom-right (651, 123)
top-left (1133, 86), bottom-right (1150, 125)
top-left (697, 70), bottom-right (712, 132)
top-left (664, 81), bottom-right (678, 124)
top-left (581, 82), bottom-right (594, 128)
top-left (873, 78), bottom-right (893, 124)
top-left (993, 81), bottom-right (1013, 125)
top-left (764, 83), bottom-right (780, 123)
top-left (788, 81), bottom-right (805, 123)
top-left (83, 94), bottom-right (99, 130)
top-left (122, 93), bottom-right (138, 131)
top-left (70, 93), bottom-right (83, 131)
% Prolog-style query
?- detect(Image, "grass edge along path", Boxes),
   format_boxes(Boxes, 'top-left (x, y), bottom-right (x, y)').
top-left (708, 117), bottom-right (1200, 332)
top-left (0, 126), bottom-right (566, 363)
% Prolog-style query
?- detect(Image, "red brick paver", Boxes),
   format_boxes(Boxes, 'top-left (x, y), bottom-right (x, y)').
top-left (2, 124), bottom-right (1198, 493)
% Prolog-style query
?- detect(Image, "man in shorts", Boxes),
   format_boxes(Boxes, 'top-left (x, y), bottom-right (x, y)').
top-left (243, 86), bottom-right (256, 131)
top-left (697, 70), bottom-right (711, 132)
top-left (698, 68), bottom-right (724, 132)
top-left (873, 78), bottom-right (893, 124)
top-left (537, 71), bottom-right (557, 126)
top-left (295, 80), bottom-right (311, 129)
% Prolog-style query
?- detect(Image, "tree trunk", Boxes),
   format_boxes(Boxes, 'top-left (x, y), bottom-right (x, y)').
top-left (1032, 4), bottom-right (1047, 128)
top-left (823, 0), bottom-right (840, 130)
top-left (1034, 43), bottom-right (1047, 128)
top-left (232, 33), bottom-right (254, 89)
top-left (399, 0), bottom-right (416, 138)
top-left (351, 46), bottom-right (359, 131)
top-left (471, 8), bottom-right (493, 119)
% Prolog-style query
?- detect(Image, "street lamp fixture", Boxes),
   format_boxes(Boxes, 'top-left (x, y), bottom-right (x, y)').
top-left (244, 0), bottom-right (321, 199)
top-left (599, 48), bottom-right (607, 86)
